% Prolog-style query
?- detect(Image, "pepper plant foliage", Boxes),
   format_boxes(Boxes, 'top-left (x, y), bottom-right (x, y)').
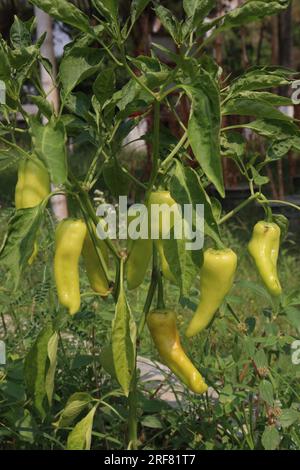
top-left (0, 0), bottom-right (299, 450)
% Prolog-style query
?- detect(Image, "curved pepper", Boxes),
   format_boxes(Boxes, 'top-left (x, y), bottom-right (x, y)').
top-left (185, 248), bottom-right (237, 337)
top-left (248, 221), bottom-right (282, 296)
top-left (147, 191), bottom-right (180, 283)
top-left (54, 219), bottom-right (87, 315)
top-left (15, 159), bottom-right (50, 264)
top-left (82, 224), bottom-right (110, 296)
top-left (147, 309), bottom-right (208, 394)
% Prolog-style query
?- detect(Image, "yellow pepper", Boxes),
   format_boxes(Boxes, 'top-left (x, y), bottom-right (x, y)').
top-left (15, 159), bottom-right (50, 209)
top-left (248, 221), bottom-right (282, 296)
top-left (147, 191), bottom-right (180, 283)
top-left (185, 248), bottom-right (237, 337)
top-left (147, 309), bottom-right (208, 394)
top-left (54, 219), bottom-right (87, 315)
top-left (82, 224), bottom-right (110, 296)
top-left (15, 159), bottom-right (50, 265)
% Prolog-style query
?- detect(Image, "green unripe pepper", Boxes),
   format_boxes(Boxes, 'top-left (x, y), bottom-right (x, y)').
top-left (248, 221), bottom-right (282, 297)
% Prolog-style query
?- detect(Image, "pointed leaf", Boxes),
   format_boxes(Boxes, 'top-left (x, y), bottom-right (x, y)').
top-left (183, 71), bottom-right (224, 197)
top-left (24, 323), bottom-right (55, 419)
top-left (0, 205), bottom-right (44, 288)
top-left (31, 118), bottom-right (67, 185)
top-left (67, 406), bottom-right (97, 450)
top-left (56, 393), bottom-right (93, 428)
top-left (59, 47), bottom-right (103, 97)
top-left (30, 0), bottom-right (92, 34)
top-left (112, 284), bottom-right (136, 396)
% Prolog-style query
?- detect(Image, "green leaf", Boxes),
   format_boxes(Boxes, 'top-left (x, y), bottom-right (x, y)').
top-left (131, 0), bottom-right (151, 24)
top-left (163, 233), bottom-right (202, 297)
top-left (29, 95), bottom-right (53, 120)
top-left (10, 16), bottom-right (32, 49)
top-left (279, 408), bottom-right (300, 429)
top-left (261, 426), bottom-right (281, 450)
top-left (24, 323), bottom-right (56, 419)
top-left (93, 68), bottom-right (115, 107)
top-left (223, 97), bottom-right (292, 121)
top-left (0, 205), bottom-right (44, 288)
top-left (99, 344), bottom-right (117, 379)
top-left (15, 409), bottom-right (35, 443)
top-left (285, 307), bottom-right (300, 332)
top-left (141, 415), bottom-right (163, 429)
top-left (182, 70), bottom-right (224, 197)
top-left (92, 0), bottom-right (119, 23)
top-left (67, 406), bottom-right (97, 450)
top-left (250, 166), bottom-right (269, 186)
top-left (253, 349), bottom-right (268, 368)
top-left (31, 118), bottom-right (67, 185)
top-left (229, 68), bottom-right (292, 95)
top-left (259, 380), bottom-right (274, 406)
top-left (59, 47), bottom-right (103, 97)
top-left (183, 0), bottom-right (215, 19)
top-left (233, 91), bottom-right (292, 107)
top-left (267, 139), bottom-right (292, 160)
top-left (154, 5), bottom-right (181, 45)
top-left (112, 281), bottom-right (136, 397)
top-left (244, 119), bottom-right (300, 141)
top-left (45, 332), bottom-right (58, 406)
top-left (65, 92), bottom-right (91, 119)
top-left (221, 131), bottom-right (246, 159)
top-left (56, 392), bottom-right (93, 428)
top-left (30, 0), bottom-right (92, 34)
top-left (272, 214), bottom-right (289, 243)
top-left (236, 279), bottom-right (273, 302)
top-left (170, 161), bottom-right (221, 246)
top-left (0, 150), bottom-right (19, 172)
top-left (103, 159), bottom-right (129, 197)
top-left (221, 1), bottom-right (290, 30)
top-left (0, 46), bottom-right (11, 81)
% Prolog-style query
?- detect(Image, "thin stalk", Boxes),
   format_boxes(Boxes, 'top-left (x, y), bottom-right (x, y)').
top-left (138, 245), bottom-right (158, 337)
top-left (156, 268), bottom-right (165, 310)
top-left (146, 101), bottom-right (161, 194)
top-left (218, 193), bottom-right (260, 225)
top-left (258, 198), bottom-right (300, 212)
top-left (120, 48), bottom-right (158, 101)
top-left (71, 178), bottom-right (121, 260)
top-left (128, 368), bottom-right (138, 450)
top-left (122, 167), bottom-right (148, 190)
top-left (165, 97), bottom-right (187, 133)
top-left (160, 130), bottom-right (188, 173)
top-left (158, 85), bottom-right (180, 102)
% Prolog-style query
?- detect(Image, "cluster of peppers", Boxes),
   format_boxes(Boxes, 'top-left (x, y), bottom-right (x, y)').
top-left (15, 159), bottom-right (283, 395)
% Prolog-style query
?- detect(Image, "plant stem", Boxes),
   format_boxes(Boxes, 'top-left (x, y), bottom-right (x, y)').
top-left (218, 193), bottom-right (260, 225)
top-left (138, 245), bottom-right (158, 336)
top-left (128, 369), bottom-right (138, 450)
top-left (159, 130), bottom-right (188, 173)
top-left (258, 198), bottom-right (300, 212)
top-left (72, 178), bottom-right (121, 260)
top-left (122, 167), bottom-right (148, 190)
top-left (146, 100), bottom-right (161, 194)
